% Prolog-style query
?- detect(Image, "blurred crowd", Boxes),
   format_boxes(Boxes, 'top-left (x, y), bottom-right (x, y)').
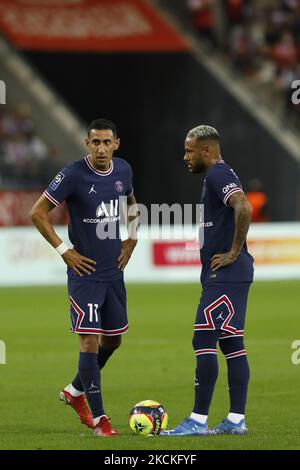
top-left (187, 0), bottom-right (300, 128)
top-left (0, 104), bottom-right (58, 188)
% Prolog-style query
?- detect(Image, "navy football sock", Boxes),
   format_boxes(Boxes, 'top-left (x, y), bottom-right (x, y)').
top-left (192, 331), bottom-right (221, 415)
top-left (193, 354), bottom-right (219, 415)
top-left (72, 347), bottom-right (114, 392)
top-left (227, 355), bottom-right (250, 414)
top-left (219, 337), bottom-right (250, 415)
top-left (78, 352), bottom-right (104, 419)
top-left (98, 347), bottom-right (114, 370)
top-left (71, 372), bottom-right (84, 392)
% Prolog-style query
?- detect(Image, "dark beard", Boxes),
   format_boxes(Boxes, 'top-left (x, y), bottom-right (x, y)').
top-left (192, 161), bottom-right (205, 173)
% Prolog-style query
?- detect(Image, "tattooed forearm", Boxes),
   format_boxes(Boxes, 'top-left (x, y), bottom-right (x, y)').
top-left (228, 192), bottom-right (252, 259)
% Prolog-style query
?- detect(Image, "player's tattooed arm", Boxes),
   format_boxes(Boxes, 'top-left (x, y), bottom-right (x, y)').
top-left (30, 194), bottom-right (96, 277)
top-left (210, 191), bottom-right (252, 271)
top-left (118, 192), bottom-right (139, 271)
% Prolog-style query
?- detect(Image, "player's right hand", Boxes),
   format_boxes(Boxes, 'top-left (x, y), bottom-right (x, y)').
top-left (62, 249), bottom-right (97, 276)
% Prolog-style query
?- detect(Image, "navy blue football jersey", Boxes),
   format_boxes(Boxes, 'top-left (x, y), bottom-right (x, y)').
top-left (44, 155), bottom-right (133, 281)
top-left (199, 160), bottom-right (254, 286)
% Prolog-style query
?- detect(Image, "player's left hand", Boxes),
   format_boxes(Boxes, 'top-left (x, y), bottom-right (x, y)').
top-left (118, 238), bottom-right (137, 271)
top-left (210, 252), bottom-right (237, 271)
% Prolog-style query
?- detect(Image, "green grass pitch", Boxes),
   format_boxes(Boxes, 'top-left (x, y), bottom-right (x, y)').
top-left (0, 281), bottom-right (299, 450)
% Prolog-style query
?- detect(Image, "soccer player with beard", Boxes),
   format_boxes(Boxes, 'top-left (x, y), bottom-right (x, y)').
top-left (161, 125), bottom-right (254, 436)
top-left (30, 119), bottom-right (138, 437)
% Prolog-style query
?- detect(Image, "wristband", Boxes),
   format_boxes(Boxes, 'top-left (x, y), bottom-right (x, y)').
top-left (55, 242), bottom-right (69, 256)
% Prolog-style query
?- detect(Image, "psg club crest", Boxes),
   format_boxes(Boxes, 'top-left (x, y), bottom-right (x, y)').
top-left (115, 180), bottom-right (123, 192)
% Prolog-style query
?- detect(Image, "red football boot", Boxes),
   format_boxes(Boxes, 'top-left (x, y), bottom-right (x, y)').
top-left (94, 416), bottom-right (119, 437)
top-left (59, 389), bottom-right (94, 429)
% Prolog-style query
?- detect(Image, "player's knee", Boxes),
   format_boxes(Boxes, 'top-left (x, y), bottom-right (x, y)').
top-left (79, 334), bottom-right (99, 353)
top-left (192, 333), bottom-right (199, 351)
top-left (219, 337), bottom-right (245, 356)
top-left (192, 330), bottom-right (219, 351)
top-left (100, 335), bottom-right (122, 352)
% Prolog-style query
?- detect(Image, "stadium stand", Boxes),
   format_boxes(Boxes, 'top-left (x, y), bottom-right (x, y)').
top-left (186, 0), bottom-right (300, 129)
top-left (0, 0), bottom-right (299, 220)
top-left (0, 103), bottom-right (58, 188)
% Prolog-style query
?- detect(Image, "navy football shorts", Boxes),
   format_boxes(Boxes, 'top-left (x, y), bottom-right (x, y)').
top-left (68, 278), bottom-right (128, 336)
top-left (194, 283), bottom-right (251, 338)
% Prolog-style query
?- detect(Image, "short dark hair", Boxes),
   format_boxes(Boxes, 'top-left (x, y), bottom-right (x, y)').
top-left (87, 118), bottom-right (118, 137)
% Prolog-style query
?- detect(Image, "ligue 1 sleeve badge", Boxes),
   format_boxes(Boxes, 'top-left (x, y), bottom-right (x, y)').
top-left (50, 172), bottom-right (66, 191)
top-left (115, 181), bottom-right (124, 192)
